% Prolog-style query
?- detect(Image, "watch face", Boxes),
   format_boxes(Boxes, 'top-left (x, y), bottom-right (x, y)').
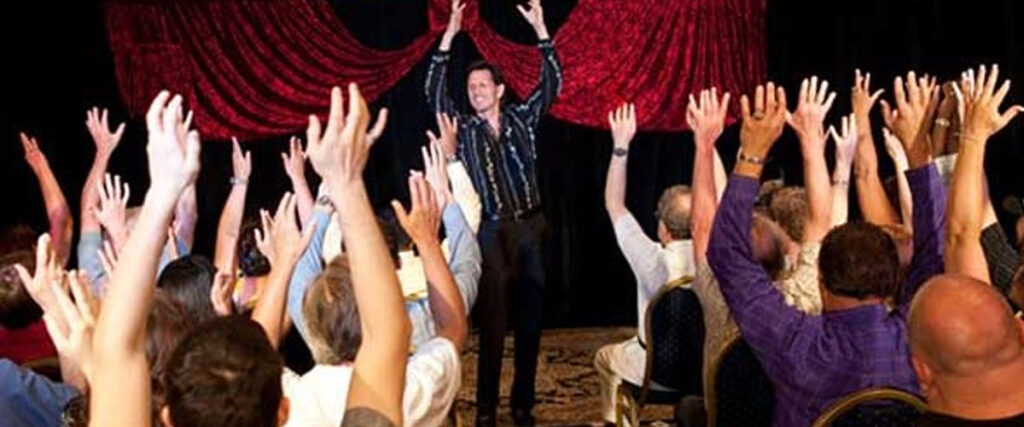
top-left (613, 147), bottom-right (628, 157)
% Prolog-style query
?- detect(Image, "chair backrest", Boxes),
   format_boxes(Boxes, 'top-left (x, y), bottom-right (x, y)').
top-left (640, 276), bottom-right (703, 398)
top-left (706, 336), bottom-right (775, 427)
top-left (811, 387), bottom-right (926, 427)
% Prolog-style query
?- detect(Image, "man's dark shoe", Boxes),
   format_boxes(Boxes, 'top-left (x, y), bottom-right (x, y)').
top-left (512, 407), bottom-right (536, 426)
top-left (475, 410), bottom-right (496, 427)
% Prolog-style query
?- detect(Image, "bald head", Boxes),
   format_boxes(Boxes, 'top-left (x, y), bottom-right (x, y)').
top-left (909, 274), bottom-right (1024, 376)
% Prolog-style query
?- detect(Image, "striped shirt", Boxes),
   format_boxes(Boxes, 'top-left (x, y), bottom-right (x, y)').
top-left (425, 40), bottom-right (563, 220)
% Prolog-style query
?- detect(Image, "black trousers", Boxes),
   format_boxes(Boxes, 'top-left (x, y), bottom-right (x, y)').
top-left (473, 212), bottom-right (546, 415)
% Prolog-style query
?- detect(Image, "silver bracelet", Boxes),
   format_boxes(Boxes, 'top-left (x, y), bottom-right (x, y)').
top-left (737, 149), bottom-right (766, 165)
top-left (230, 177), bottom-right (248, 186)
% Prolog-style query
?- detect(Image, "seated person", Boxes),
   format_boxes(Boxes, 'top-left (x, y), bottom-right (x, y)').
top-left (594, 103), bottom-right (699, 424)
top-left (707, 76), bottom-right (945, 426)
top-left (910, 275), bottom-right (1024, 425)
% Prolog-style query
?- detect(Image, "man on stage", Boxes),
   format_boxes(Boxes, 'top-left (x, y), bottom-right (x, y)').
top-left (425, 0), bottom-right (562, 425)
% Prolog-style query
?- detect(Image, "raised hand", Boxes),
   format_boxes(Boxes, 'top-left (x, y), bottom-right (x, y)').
top-left (93, 173), bottom-right (131, 249)
top-left (787, 76), bottom-right (836, 151)
top-left (392, 173), bottom-right (442, 247)
top-left (145, 92), bottom-right (202, 200)
top-left (19, 133), bottom-right (49, 171)
top-left (281, 136), bottom-right (306, 182)
top-left (14, 234), bottom-right (68, 335)
top-left (85, 107), bottom-right (126, 157)
top-left (851, 69), bottom-right (883, 127)
top-left (306, 84), bottom-right (375, 188)
top-left (608, 102), bottom-right (637, 150)
top-left (231, 137), bottom-right (252, 182)
top-left (880, 71), bottom-right (940, 168)
top-left (953, 64), bottom-right (1024, 145)
top-left (881, 128), bottom-right (910, 171)
top-left (931, 82), bottom-right (958, 156)
top-left (431, 112), bottom-right (459, 158)
top-left (43, 270), bottom-right (99, 385)
top-left (209, 270), bottom-right (235, 316)
top-left (423, 138), bottom-right (453, 206)
top-left (687, 88), bottom-right (731, 148)
top-left (517, 0), bottom-right (548, 39)
top-left (254, 192), bottom-right (317, 269)
top-left (442, 0), bottom-right (467, 41)
top-left (97, 239), bottom-right (119, 280)
top-left (739, 82), bottom-right (788, 161)
top-left (830, 113), bottom-right (858, 171)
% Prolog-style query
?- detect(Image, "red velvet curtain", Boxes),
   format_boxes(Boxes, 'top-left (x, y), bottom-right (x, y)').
top-left (105, 0), bottom-right (764, 140)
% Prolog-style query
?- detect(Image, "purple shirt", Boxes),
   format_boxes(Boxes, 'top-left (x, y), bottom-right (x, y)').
top-left (707, 165), bottom-right (946, 427)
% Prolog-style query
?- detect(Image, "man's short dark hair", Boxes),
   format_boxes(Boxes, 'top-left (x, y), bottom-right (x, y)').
top-left (467, 60), bottom-right (505, 87)
top-left (147, 291), bottom-right (197, 425)
top-left (656, 185), bottom-right (693, 240)
top-left (303, 256), bottom-right (361, 364)
top-left (0, 250), bottom-right (41, 329)
top-left (819, 222), bottom-right (900, 300)
top-left (157, 255), bottom-right (216, 323)
top-left (164, 315), bottom-right (283, 427)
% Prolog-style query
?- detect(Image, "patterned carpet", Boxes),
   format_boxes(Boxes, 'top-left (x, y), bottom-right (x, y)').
top-left (454, 327), bottom-right (674, 426)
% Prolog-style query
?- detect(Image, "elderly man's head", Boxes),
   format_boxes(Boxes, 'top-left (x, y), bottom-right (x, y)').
top-left (655, 185), bottom-right (692, 244)
top-left (909, 274), bottom-right (1024, 419)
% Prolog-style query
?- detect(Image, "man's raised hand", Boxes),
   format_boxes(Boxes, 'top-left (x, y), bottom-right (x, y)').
top-left (687, 88), bottom-right (731, 148)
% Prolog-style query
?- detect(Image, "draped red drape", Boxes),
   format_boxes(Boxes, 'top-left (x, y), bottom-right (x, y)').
top-left (105, 0), bottom-right (765, 140)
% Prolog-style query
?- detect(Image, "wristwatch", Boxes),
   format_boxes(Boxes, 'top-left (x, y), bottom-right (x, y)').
top-left (612, 147), bottom-right (629, 157)
top-left (316, 194), bottom-right (334, 209)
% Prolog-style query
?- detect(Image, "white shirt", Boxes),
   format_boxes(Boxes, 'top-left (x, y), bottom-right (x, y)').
top-left (612, 213), bottom-right (695, 344)
top-left (282, 364), bottom-right (353, 427)
top-left (281, 337), bottom-right (461, 427)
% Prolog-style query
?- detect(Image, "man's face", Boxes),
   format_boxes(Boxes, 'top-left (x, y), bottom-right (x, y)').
top-left (467, 69), bottom-right (504, 114)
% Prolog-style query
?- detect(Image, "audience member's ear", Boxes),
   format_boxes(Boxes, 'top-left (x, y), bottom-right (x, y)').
top-left (497, 84), bottom-right (506, 100)
top-left (277, 396), bottom-right (290, 426)
top-left (910, 354), bottom-right (934, 397)
top-left (160, 406), bottom-right (174, 427)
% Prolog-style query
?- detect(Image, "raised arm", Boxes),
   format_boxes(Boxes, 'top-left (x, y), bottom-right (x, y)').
top-left (250, 193), bottom-right (317, 348)
top-left (851, 70), bottom-right (902, 226)
top-left (90, 92), bottom-right (200, 427)
top-left (424, 135), bottom-right (481, 312)
top-left (515, 0), bottom-right (563, 126)
top-left (19, 133), bottom-right (73, 265)
top-left (285, 202), bottom-right (333, 341)
top-left (881, 128), bottom-right (914, 231)
top-left (213, 138), bottom-right (251, 274)
top-left (93, 173), bottom-right (131, 251)
top-left (829, 114), bottom-right (856, 228)
top-left (786, 76), bottom-right (836, 244)
top-left (687, 88), bottom-right (730, 262)
top-left (281, 136), bottom-right (315, 227)
top-left (707, 82), bottom-right (809, 371)
top-left (80, 108), bottom-right (125, 234)
top-left (881, 72), bottom-right (948, 309)
top-left (395, 173), bottom-right (468, 352)
top-left (307, 84), bottom-right (409, 424)
top-left (604, 103), bottom-right (636, 222)
top-left (425, 0), bottom-right (465, 117)
top-left (946, 65), bottom-right (1023, 283)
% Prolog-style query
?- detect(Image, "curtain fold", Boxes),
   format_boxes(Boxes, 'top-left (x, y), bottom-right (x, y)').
top-left (105, 0), bottom-right (765, 140)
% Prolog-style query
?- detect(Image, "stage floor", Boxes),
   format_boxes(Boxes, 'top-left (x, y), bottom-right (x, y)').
top-left (454, 327), bottom-right (675, 426)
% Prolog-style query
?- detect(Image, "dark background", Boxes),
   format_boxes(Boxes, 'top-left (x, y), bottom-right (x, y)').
top-left (1, 0), bottom-right (1022, 328)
